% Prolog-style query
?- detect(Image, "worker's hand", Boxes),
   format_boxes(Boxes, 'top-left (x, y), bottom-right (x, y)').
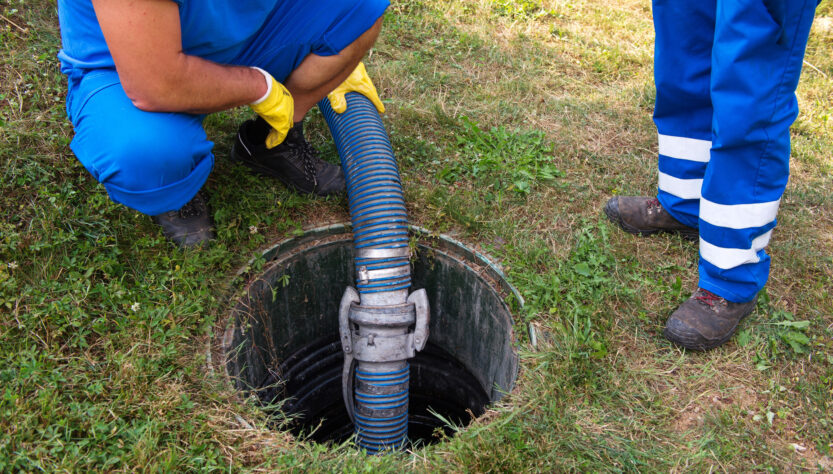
top-left (327, 62), bottom-right (385, 114)
top-left (249, 68), bottom-right (294, 149)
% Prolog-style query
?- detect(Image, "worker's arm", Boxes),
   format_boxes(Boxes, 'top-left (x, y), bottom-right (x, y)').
top-left (92, 0), bottom-right (266, 114)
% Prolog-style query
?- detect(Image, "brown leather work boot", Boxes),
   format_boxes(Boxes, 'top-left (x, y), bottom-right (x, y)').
top-left (604, 196), bottom-right (698, 241)
top-left (664, 289), bottom-right (757, 351)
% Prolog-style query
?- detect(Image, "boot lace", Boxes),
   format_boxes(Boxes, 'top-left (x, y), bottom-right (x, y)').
top-left (646, 197), bottom-right (662, 215)
top-left (694, 289), bottom-right (723, 308)
top-left (287, 139), bottom-right (319, 190)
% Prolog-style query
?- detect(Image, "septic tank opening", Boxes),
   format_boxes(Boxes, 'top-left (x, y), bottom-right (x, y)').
top-left (219, 224), bottom-right (518, 448)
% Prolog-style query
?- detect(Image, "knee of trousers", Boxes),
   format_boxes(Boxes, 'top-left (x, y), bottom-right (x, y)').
top-left (71, 111), bottom-right (214, 216)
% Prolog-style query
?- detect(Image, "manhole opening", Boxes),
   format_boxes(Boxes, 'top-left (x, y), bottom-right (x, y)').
top-left (221, 225), bottom-right (519, 448)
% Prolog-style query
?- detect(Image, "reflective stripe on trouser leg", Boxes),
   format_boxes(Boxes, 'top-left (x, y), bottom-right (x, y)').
top-left (652, 0), bottom-right (716, 229)
top-left (698, 0), bottom-right (818, 303)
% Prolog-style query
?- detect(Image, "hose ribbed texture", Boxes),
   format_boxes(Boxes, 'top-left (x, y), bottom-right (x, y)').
top-left (352, 364), bottom-right (409, 453)
top-left (320, 92), bottom-right (410, 453)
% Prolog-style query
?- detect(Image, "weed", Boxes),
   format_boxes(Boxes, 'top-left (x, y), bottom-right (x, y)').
top-left (736, 292), bottom-right (818, 371)
top-left (510, 221), bottom-right (622, 360)
top-left (441, 116), bottom-right (562, 196)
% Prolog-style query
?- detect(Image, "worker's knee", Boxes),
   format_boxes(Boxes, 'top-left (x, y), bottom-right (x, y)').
top-left (68, 81), bottom-right (214, 215)
top-left (92, 119), bottom-right (212, 192)
top-left (68, 72), bottom-right (213, 194)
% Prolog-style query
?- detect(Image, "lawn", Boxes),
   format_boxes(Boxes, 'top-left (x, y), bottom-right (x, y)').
top-left (1, 0), bottom-right (832, 471)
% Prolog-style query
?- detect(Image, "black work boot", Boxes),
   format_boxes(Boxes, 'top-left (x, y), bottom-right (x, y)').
top-left (604, 196), bottom-right (698, 241)
top-left (664, 289), bottom-right (757, 351)
top-left (231, 117), bottom-right (345, 196)
top-left (151, 191), bottom-right (215, 247)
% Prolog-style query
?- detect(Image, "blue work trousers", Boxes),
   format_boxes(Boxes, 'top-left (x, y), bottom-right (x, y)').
top-left (652, 0), bottom-right (818, 302)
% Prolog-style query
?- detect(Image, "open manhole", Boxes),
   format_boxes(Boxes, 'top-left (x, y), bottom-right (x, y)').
top-left (218, 224), bottom-right (519, 448)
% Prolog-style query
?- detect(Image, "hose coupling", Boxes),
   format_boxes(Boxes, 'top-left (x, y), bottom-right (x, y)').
top-left (338, 287), bottom-right (430, 359)
top-left (339, 286), bottom-right (429, 423)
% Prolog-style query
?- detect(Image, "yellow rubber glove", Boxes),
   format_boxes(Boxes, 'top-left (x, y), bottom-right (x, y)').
top-left (249, 67), bottom-right (294, 149)
top-left (327, 62), bottom-right (385, 114)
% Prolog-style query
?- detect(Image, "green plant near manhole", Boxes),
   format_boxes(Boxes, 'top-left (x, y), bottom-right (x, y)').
top-left (511, 221), bottom-right (624, 360)
top-left (440, 116), bottom-right (562, 195)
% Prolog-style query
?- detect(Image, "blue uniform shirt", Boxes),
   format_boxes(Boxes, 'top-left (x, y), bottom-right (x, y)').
top-left (57, 0), bottom-right (279, 72)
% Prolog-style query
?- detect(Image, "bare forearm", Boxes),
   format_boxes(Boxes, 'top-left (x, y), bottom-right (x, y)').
top-left (126, 54), bottom-right (266, 114)
top-left (92, 0), bottom-right (267, 115)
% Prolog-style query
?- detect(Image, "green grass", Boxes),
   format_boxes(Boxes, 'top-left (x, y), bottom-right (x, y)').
top-left (2, 0), bottom-right (833, 471)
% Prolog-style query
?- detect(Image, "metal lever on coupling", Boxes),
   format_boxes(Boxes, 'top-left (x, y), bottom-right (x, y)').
top-left (408, 288), bottom-right (429, 352)
top-left (339, 287), bottom-right (360, 423)
top-left (339, 287), bottom-right (360, 354)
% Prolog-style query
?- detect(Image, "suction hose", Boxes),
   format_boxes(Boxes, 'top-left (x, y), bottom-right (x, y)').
top-left (320, 92), bottom-right (429, 453)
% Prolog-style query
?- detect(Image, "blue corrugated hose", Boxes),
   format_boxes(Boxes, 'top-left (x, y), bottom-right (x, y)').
top-left (320, 92), bottom-right (410, 453)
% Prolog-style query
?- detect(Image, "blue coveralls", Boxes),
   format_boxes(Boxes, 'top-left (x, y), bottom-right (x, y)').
top-left (57, 0), bottom-right (389, 217)
top-left (652, 0), bottom-right (819, 303)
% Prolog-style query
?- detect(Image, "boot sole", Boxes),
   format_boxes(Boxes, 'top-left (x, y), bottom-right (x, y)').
top-left (230, 141), bottom-right (341, 197)
top-left (603, 198), bottom-right (698, 242)
top-left (663, 303), bottom-right (756, 351)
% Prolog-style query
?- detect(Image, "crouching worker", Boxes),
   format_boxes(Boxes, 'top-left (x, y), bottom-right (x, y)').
top-left (56, 0), bottom-right (388, 246)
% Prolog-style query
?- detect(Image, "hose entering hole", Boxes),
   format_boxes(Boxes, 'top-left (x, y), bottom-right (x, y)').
top-left (321, 93), bottom-right (429, 454)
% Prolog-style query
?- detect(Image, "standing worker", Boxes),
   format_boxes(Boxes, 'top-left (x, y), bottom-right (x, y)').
top-left (604, 0), bottom-right (820, 350)
top-left (57, 0), bottom-right (388, 246)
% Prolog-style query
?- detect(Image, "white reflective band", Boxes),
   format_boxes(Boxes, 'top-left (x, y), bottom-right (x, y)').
top-left (658, 171), bottom-right (702, 200)
top-left (658, 134), bottom-right (711, 163)
top-left (700, 197), bottom-right (780, 229)
top-left (699, 231), bottom-right (772, 270)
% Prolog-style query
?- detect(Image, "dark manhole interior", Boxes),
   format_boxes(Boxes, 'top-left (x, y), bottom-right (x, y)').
top-left (222, 225), bottom-right (518, 448)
